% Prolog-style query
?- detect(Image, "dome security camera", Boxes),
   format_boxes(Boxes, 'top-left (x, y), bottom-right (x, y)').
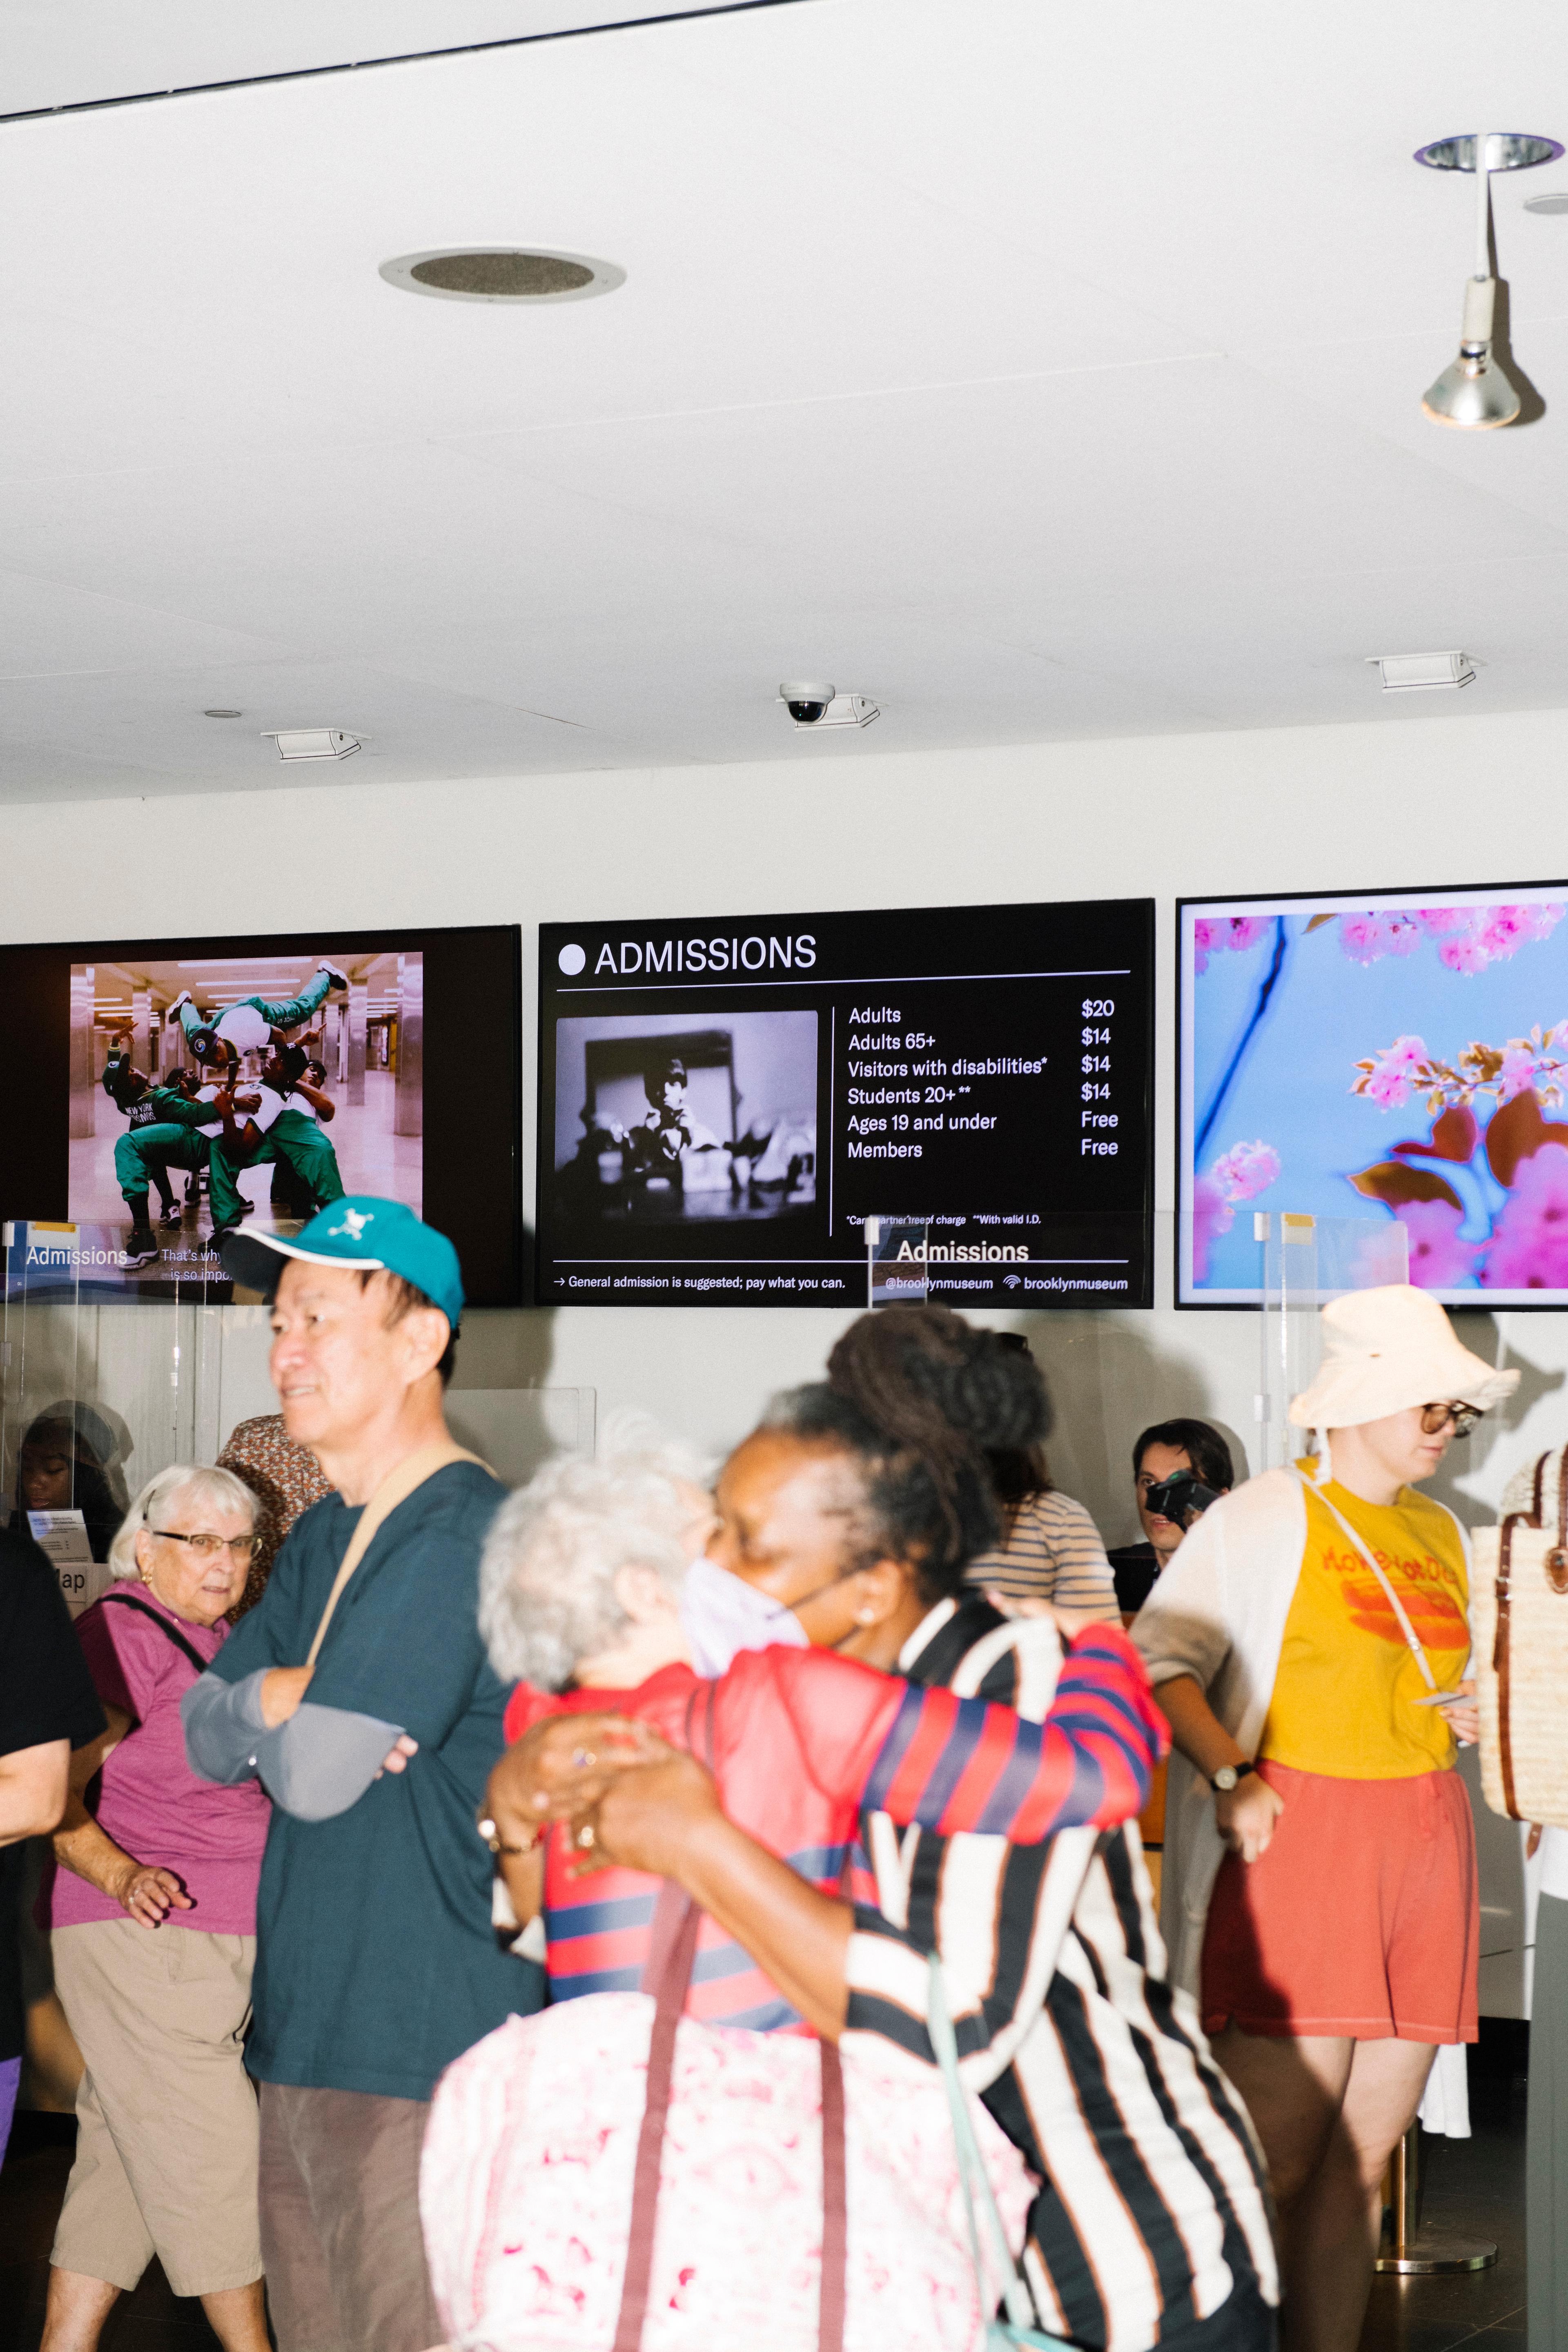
top-left (779, 682), bottom-right (836, 726)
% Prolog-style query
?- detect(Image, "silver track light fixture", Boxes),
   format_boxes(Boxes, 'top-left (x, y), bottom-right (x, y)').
top-left (1415, 131), bottom-right (1561, 429)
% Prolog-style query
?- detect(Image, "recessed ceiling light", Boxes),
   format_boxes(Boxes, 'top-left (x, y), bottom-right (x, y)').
top-left (203, 707), bottom-right (242, 718)
top-left (1525, 193), bottom-right (1568, 215)
top-left (379, 248), bottom-right (626, 305)
top-left (1366, 651), bottom-right (1476, 692)
top-left (261, 729), bottom-right (361, 762)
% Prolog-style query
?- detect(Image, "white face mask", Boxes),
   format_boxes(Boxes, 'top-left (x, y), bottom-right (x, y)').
top-left (678, 1554), bottom-right (810, 1678)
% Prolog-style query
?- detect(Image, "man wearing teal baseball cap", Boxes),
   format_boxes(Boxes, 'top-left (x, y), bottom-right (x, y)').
top-left (181, 1199), bottom-right (537, 2352)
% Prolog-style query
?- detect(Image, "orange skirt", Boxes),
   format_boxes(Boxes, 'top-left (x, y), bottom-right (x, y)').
top-left (1200, 1761), bottom-right (1478, 2043)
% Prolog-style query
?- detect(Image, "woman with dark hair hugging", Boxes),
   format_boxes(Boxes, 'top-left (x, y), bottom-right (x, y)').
top-left (456, 1308), bottom-right (1276, 2352)
top-left (421, 1310), bottom-right (1167, 2352)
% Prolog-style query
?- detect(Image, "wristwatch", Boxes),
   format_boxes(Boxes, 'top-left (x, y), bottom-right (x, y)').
top-left (1210, 1761), bottom-right (1258, 1794)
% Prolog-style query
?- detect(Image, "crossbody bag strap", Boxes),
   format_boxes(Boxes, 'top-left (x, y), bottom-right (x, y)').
top-left (1294, 1471), bottom-right (1439, 1693)
top-left (99, 1590), bottom-right (209, 1675)
top-left (303, 1441), bottom-right (487, 1668)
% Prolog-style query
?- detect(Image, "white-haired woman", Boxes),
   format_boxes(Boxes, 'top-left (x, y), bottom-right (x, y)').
top-left (40, 1465), bottom-right (271, 2352)
top-left (423, 1394), bottom-right (1161, 2352)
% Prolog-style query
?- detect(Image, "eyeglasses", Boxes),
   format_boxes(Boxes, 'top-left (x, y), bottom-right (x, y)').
top-left (151, 1528), bottom-right (258, 1561)
top-left (1419, 1401), bottom-right (1483, 1439)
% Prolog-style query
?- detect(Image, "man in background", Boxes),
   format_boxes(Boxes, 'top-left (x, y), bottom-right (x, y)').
top-left (1107, 1417), bottom-right (1235, 1616)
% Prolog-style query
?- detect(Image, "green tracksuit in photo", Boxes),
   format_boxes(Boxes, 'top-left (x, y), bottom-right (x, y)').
top-left (208, 1111), bottom-right (344, 1228)
top-left (178, 968), bottom-right (335, 1055)
top-left (114, 1091), bottom-right (216, 1216)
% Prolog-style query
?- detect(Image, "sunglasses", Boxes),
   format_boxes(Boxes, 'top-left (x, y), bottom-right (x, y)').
top-left (1419, 1401), bottom-right (1482, 1440)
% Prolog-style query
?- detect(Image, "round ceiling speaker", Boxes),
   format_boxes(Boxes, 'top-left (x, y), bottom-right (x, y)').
top-left (378, 247), bottom-right (625, 304)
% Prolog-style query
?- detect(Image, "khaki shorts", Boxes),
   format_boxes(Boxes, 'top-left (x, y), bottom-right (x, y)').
top-left (258, 2080), bottom-right (441, 2352)
top-left (51, 1918), bottom-right (261, 2298)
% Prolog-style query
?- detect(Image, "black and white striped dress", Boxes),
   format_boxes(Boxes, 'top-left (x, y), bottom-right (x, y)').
top-left (844, 1597), bottom-right (1280, 2352)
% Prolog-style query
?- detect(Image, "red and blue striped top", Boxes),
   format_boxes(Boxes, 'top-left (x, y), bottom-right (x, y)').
top-left (503, 1626), bottom-right (1163, 2031)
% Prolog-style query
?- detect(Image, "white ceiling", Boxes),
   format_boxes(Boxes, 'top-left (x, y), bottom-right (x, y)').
top-left (2, 0), bottom-right (1568, 801)
top-left (1, 2), bottom-right (753, 115)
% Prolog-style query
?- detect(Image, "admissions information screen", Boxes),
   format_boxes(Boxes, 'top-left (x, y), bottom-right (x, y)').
top-left (535, 897), bottom-right (1154, 1309)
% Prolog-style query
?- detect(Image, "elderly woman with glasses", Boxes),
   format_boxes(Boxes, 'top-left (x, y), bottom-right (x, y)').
top-left (40, 1464), bottom-right (272, 2352)
top-left (1134, 1285), bottom-right (1518, 2352)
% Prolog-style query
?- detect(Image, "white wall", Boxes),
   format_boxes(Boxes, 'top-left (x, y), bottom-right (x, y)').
top-left (6, 699), bottom-right (1568, 1541)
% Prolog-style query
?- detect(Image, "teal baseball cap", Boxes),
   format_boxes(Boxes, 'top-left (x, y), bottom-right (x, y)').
top-left (220, 1196), bottom-right (464, 1328)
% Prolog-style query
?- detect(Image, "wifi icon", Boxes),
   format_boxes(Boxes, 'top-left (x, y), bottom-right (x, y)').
top-left (1002, 1273), bottom-right (1022, 1290)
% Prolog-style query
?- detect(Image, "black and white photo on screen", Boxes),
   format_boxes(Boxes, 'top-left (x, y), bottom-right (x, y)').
top-left (554, 1011), bottom-right (817, 1227)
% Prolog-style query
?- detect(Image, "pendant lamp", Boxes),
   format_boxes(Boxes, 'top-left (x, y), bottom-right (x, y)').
top-left (1415, 131), bottom-right (1562, 430)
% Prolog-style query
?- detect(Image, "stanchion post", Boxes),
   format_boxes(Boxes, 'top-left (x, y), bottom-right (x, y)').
top-left (1375, 2122), bottom-right (1497, 2276)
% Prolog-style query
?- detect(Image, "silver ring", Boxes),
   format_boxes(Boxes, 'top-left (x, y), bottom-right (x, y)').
top-left (570, 1748), bottom-right (597, 1769)
top-left (577, 1823), bottom-right (596, 1850)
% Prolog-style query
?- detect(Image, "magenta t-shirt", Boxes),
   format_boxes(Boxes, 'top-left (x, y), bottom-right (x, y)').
top-left (50, 1589), bottom-right (271, 1936)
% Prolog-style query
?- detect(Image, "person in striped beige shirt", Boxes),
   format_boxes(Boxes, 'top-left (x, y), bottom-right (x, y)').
top-left (963, 1332), bottom-right (1121, 1619)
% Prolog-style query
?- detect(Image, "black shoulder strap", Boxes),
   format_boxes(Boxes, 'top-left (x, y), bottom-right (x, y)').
top-left (99, 1590), bottom-right (209, 1675)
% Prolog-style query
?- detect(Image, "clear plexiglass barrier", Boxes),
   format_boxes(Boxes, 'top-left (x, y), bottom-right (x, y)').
top-left (2, 1220), bottom-right (595, 1617)
top-left (1255, 1211), bottom-right (1410, 1471)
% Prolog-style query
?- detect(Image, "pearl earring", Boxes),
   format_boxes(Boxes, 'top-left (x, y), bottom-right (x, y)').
top-left (857, 1607), bottom-right (875, 1625)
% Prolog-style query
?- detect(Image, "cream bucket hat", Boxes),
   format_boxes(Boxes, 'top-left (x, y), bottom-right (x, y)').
top-left (1288, 1283), bottom-right (1518, 1432)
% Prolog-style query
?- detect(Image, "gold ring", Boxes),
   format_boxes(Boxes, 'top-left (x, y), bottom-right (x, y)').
top-left (570, 1748), bottom-right (597, 1769)
top-left (577, 1823), bottom-right (596, 1850)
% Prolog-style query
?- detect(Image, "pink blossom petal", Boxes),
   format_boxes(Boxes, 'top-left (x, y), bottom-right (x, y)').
top-left (1392, 1201), bottom-right (1477, 1290)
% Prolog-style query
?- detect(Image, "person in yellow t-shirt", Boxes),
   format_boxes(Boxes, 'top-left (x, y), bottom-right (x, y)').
top-left (1261, 1470), bottom-right (1470, 1780)
top-left (1135, 1284), bottom-right (1518, 2352)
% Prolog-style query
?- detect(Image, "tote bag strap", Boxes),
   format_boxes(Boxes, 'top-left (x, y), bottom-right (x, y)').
top-left (612, 1692), bottom-right (847, 2352)
top-left (303, 1441), bottom-right (486, 1668)
top-left (927, 1957), bottom-right (1069, 2350)
top-left (613, 1880), bottom-right (702, 2352)
top-left (1550, 1444), bottom-right (1568, 1587)
top-left (1291, 1470), bottom-right (1438, 1694)
top-left (1492, 1450), bottom-right (1568, 1822)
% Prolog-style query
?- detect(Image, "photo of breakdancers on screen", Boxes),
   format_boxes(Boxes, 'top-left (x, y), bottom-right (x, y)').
top-left (555, 1011), bottom-right (817, 1228)
top-left (69, 951), bottom-right (423, 1274)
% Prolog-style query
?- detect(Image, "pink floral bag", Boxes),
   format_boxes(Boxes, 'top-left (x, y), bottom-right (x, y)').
top-left (420, 1881), bottom-right (1034, 2352)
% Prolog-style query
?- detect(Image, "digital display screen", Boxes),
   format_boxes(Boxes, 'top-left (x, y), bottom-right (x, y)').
top-left (536, 898), bottom-right (1154, 1308)
top-left (1178, 880), bottom-right (1568, 1306)
top-left (0, 925), bottom-right (521, 1306)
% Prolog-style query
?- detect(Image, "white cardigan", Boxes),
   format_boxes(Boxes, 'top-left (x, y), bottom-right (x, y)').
top-left (1131, 1463), bottom-right (1473, 1996)
top-left (1131, 1468), bottom-right (1310, 1995)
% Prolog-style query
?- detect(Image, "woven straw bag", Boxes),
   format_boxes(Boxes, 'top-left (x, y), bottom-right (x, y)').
top-left (1471, 1446), bottom-right (1568, 1829)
